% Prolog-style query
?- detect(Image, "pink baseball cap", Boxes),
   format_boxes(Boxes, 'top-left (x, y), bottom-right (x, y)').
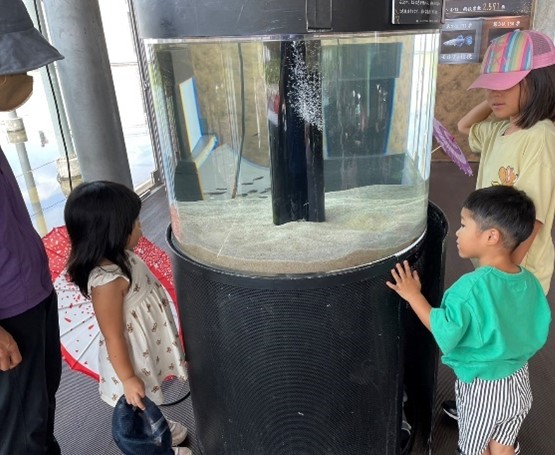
top-left (468, 30), bottom-right (555, 91)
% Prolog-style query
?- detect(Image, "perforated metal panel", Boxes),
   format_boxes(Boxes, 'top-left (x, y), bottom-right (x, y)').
top-left (169, 203), bottom-right (448, 455)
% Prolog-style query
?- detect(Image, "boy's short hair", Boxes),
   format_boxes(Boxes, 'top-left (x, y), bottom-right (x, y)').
top-left (463, 186), bottom-right (536, 251)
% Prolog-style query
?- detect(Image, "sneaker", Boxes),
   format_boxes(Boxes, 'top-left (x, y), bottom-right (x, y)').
top-left (173, 448), bottom-right (192, 455)
top-left (442, 400), bottom-right (458, 421)
top-left (167, 419), bottom-right (188, 446)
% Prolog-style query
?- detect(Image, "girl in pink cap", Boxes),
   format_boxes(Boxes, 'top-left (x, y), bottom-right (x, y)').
top-left (459, 30), bottom-right (555, 296)
top-left (442, 29), bottom-right (555, 454)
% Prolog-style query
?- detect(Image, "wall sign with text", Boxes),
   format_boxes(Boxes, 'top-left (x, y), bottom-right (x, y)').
top-left (444, 0), bottom-right (532, 19)
top-left (479, 15), bottom-right (530, 56)
top-left (440, 0), bottom-right (533, 64)
top-left (439, 19), bottom-right (482, 64)
top-left (392, 0), bottom-right (443, 24)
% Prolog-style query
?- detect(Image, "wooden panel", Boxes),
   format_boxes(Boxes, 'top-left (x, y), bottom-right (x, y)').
top-left (433, 63), bottom-right (484, 162)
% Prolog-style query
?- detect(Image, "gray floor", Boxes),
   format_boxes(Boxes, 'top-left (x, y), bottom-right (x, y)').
top-left (53, 161), bottom-right (555, 454)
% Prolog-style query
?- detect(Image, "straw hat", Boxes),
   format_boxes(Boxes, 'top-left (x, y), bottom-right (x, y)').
top-left (0, 0), bottom-right (63, 111)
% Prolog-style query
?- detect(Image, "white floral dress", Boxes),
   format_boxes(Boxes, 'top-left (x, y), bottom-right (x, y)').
top-left (88, 251), bottom-right (188, 406)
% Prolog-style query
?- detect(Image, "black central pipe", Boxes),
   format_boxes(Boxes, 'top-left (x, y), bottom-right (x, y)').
top-left (269, 40), bottom-right (325, 225)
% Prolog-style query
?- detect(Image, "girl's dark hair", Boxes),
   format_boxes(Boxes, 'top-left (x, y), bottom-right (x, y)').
top-left (463, 185), bottom-right (535, 251)
top-left (516, 65), bottom-right (555, 128)
top-left (64, 180), bottom-right (142, 297)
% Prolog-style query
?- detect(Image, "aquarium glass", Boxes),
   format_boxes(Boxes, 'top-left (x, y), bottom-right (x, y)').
top-left (145, 31), bottom-right (439, 275)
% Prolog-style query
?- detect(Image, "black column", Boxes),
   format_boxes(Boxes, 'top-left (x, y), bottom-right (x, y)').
top-left (269, 40), bottom-right (325, 226)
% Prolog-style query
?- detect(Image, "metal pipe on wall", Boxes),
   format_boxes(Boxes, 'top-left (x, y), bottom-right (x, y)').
top-left (41, 0), bottom-right (133, 188)
top-left (5, 111), bottom-right (48, 236)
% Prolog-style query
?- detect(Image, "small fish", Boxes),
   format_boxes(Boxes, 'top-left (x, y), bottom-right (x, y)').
top-left (443, 35), bottom-right (473, 47)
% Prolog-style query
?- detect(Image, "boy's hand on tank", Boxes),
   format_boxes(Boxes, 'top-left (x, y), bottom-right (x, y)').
top-left (386, 260), bottom-right (422, 301)
top-left (123, 375), bottom-right (146, 410)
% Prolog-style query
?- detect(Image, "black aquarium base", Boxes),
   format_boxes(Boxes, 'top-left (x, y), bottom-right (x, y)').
top-left (168, 203), bottom-right (448, 455)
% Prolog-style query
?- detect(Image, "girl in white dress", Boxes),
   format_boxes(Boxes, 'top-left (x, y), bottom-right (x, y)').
top-left (65, 181), bottom-right (191, 455)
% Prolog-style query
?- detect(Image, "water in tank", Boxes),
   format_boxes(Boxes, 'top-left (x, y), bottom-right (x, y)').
top-left (145, 31), bottom-right (439, 275)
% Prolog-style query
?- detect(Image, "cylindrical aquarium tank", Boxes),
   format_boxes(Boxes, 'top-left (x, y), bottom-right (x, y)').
top-left (130, 1), bottom-right (447, 454)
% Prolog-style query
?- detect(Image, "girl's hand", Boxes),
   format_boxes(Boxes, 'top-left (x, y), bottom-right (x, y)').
top-left (122, 375), bottom-right (146, 410)
top-left (386, 261), bottom-right (422, 302)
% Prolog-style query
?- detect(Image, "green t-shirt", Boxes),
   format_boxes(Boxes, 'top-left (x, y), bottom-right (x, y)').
top-left (469, 119), bottom-right (555, 293)
top-left (430, 266), bottom-right (551, 383)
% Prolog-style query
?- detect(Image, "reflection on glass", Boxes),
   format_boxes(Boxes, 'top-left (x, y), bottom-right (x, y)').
top-left (146, 31), bottom-right (439, 275)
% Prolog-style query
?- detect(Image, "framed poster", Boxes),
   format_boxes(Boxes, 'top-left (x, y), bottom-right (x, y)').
top-left (440, 19), bottom-right (482, 63)
top-left (444, 0), bottom-right (532, 19)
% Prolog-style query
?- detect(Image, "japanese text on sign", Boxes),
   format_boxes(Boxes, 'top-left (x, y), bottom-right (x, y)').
top-left (393, 0), bottom-right (443, 24)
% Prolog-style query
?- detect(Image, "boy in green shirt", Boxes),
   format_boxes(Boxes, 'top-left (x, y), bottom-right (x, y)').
top-left (387, 185), bottom-right (551, 455)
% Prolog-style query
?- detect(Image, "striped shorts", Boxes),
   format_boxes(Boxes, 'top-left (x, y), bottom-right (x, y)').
top-left (456, 364), bottom-right (532, 455)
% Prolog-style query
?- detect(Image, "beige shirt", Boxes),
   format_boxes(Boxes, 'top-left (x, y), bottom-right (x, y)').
top-left (469, 119), bottom-right (555, 294)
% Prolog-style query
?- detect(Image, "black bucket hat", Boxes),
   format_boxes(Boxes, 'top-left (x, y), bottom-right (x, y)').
top-left (0, 0), bottom-right (63, 75)
top-left (112, 395), bottom-right (174, 455)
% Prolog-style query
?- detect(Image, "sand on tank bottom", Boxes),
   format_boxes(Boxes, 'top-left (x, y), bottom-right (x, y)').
top-left (172, 184), bottom-right (428, 275)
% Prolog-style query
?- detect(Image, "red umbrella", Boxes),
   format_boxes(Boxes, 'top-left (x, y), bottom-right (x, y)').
top-left (42, 226), bottom-right (181, 381)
